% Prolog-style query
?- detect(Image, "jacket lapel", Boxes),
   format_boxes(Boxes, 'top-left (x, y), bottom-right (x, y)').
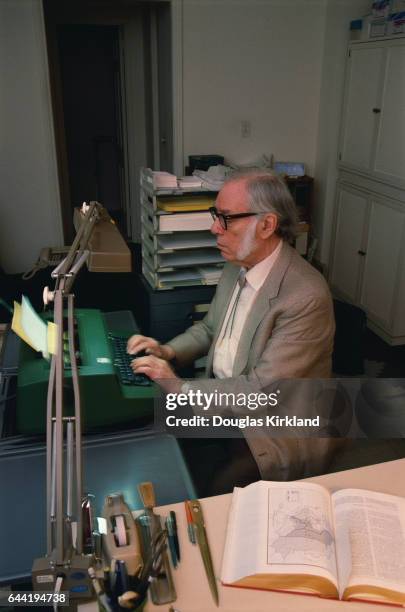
top-left (232, 242), bottom-right (294, 375)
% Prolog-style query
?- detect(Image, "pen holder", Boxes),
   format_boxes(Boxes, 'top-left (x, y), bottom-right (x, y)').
top-left (101, 493), bottom-right (143, 577)
top-left (136, 513), bottom-right (176, 605)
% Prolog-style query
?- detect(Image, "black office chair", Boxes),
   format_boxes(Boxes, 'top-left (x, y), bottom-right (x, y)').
top-left (332, 299), bottom-right (366, 376)
top-left (329, 300), bottom-right (405, 472)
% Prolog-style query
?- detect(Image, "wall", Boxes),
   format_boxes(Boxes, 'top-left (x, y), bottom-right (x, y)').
top-left (313, 0), bottom-right (371, 267)
top-left (0, 0), bottom-right (62, 274)
top-left (181, 0), bottom-right (327, 174)
top-left (0, 0), bottom-right (371, 271)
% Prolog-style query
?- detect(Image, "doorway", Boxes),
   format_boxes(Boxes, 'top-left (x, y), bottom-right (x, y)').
top-left (43, 0), bottom-right (176, 245)
top-left (56, 24), bottom-right (126, 235)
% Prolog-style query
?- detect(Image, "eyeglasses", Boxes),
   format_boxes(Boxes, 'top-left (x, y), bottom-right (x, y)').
top-left (209, 207), bottom-right (259, 230)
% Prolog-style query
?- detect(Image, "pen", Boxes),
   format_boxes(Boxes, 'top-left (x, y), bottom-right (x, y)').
top-left (88, 567), bottom-right (113, 612)
top-left (111, 559), bottom-right (129, 598)
top-left (170, 510), bottom-right (180, 561)
top-left (165, 515), bottom-right (178, 568)
top-left (184, 500), bottom-right (196, 545)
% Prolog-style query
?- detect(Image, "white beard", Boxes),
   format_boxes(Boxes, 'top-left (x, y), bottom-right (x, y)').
top-left (236, 218), bottom-right (258, 261)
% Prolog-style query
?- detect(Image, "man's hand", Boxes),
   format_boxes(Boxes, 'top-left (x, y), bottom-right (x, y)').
top-left (127, 334), bottom-right (175, 361)
top-left (130, 355), bottom-right (182, 392)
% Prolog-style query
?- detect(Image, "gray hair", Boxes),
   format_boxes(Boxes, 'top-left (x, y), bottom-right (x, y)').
top-left (227, 170), bottom-right (298, 242)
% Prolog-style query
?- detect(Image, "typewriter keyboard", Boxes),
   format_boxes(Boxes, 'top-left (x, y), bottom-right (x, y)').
top-left (109, 334), bottom-right (152, 386)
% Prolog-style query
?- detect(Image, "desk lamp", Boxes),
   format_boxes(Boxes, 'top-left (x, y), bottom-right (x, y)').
top-left (32, 202), bottom-right (131, 601)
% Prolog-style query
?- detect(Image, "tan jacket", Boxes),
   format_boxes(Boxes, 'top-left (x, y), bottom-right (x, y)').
top-left (168, 242), bottom-right (344, 480)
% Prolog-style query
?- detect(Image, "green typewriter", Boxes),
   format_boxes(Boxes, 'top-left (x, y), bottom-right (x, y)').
top-left (15, 309), bottom-right (156, 434)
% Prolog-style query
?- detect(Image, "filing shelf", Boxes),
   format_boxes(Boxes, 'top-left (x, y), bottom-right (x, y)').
top-left (140, 168), bottom-right (224, 290)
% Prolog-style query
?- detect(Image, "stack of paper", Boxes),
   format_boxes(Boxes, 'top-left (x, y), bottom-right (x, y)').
top-left (178, 176), bottom-right (203, 188)
top-left (160, 269), bottom-right (202, 282)
top-left (159, 249), bottom-right (224, 269)
top-left (157, 196), bottom-right (215, 212)
top-left (152, 171), bottom-right (178, 189)
top-left (11, 296), bottom-right (58, 357)
top-left (197, 266), bottom-right (223, 284)
top-left (193, 165), bottom-right (231, 190)
top-left (157, 232), bottom-right (216, 250)
top-left (158, 211), bottom-right (212, 232)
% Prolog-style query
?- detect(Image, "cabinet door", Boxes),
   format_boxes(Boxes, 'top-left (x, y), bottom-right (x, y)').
top-left (330, 185), bottom-right (368, 303)
top-left (374, 43), bottom-right (405, 185)
top-left (340, 46), bottom-right (385, 172)
top-left (360, 198), bottom-right (405, 328)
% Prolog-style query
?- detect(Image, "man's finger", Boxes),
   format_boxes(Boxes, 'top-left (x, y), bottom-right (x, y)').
top-left (127, 334), bottom-right (145, 352)
top-left (128, 340), bottom-right (156, 355)
top-left (133, 365), bottom-right (152, 375)
top-left (131, 361), bottom-right (161, 380)
top-left (144, 346), bottom-right (162, 357)
top-left (128, 342), bottom-right (150, 355)
top-left (133, 355), bottom-right (159, 364)
top-left (130, 355), bottom-right (160, 371)
top-left (127, 340), bottom-right (145, 352)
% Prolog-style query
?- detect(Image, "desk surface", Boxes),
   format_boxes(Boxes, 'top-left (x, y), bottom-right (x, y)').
top-left (81, 459), bottom-right (405, 612)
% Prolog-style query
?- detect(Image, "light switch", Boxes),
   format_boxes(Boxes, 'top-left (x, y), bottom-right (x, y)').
top-left (241, 120), bottom-right (251, 138)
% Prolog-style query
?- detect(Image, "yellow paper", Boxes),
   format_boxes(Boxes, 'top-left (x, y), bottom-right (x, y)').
top-left (21, 295), bottom-right (48, 356)
top-left (157, 196), bottom-right (215, 212)
top-left (47, 322), bottom-right (58, 355)
top-left (11, 301), bottom-right (38, 351)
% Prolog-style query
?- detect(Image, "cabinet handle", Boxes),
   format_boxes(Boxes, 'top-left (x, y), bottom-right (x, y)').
top-left (372, 108), bottom-right (381, 114)
top-left (358, 250), bottom-right (366, 256)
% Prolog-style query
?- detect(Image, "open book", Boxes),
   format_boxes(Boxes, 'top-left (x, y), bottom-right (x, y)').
top-left (221, 480), bottom-right (405, 606)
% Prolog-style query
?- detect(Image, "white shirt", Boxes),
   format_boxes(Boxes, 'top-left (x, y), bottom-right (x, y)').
top-left (213, 240), bottom-right (283, 378)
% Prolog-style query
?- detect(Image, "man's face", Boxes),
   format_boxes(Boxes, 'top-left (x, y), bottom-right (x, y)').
top-left (211, 179), bottom-right (259, 266)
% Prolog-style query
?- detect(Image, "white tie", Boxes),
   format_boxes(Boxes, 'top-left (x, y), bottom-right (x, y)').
top-left (221, 269), bottom-right (247, 340)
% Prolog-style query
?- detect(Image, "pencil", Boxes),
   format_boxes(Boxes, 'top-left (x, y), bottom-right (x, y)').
top-left (184, 500), bottom-right (196, 544)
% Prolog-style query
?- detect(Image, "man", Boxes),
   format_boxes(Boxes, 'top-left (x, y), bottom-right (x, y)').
top-left (128, 171), bottom-right (342, 489)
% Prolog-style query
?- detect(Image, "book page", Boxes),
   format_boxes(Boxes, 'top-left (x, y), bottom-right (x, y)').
top-left (333, 488), bottom-right (405, 596)
top-left (221, 481), bottom-right (338, 587)
top-left (221, 483), bottom-right (271, 583)
top-left (267, 483), bottom-right (337, 579)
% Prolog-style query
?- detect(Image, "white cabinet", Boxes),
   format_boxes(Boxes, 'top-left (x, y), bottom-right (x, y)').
top-left (339, 38), bottom-right (405, 188)
top-left (360, 198), bottom-right (405, 329)
top-left (340, 46), bottom-right (385, 172)
top-left (332, 35), bottom-right (405, 345)
top-left (374, 44), bottom-right (405, 184)
top-left (330, 182), bottom-right (405, 345)
top-left (330, 185), bottom-right (368, 304)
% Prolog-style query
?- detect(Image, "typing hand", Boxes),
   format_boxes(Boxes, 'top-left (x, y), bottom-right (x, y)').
top-left (130, 355), bottom-right (182, 392)
top-left (127, 334), bottom-right (173, 360)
